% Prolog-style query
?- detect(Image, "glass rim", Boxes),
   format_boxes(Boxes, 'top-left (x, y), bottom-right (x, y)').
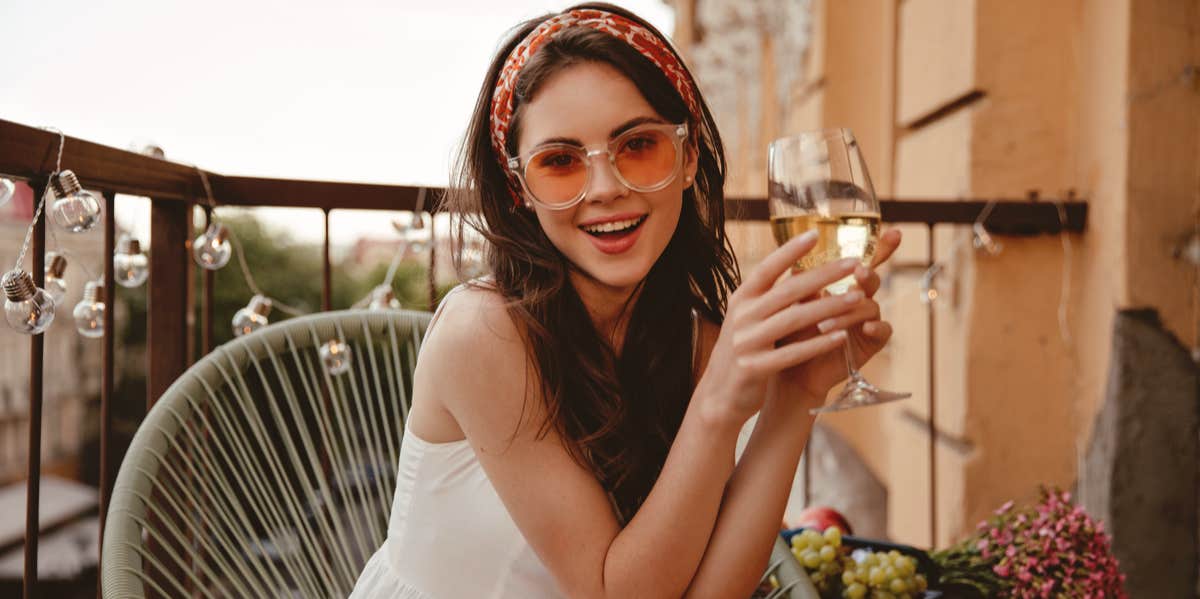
top-left (768, 128), bottom-right (856, 150)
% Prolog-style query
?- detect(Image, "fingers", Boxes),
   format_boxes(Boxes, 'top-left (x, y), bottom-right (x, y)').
top-left (852, 265), bottom-right (881, 297)
top-left (861, 320), bottom-right (892, 340)
top-left (814, 299), bottom-right (881, 335)
top-left (869, 228), bottom-right (902, 269)
top-left (738, 329), bottom-right (849, 375)
top-left (748, 257), bottom-right (861, 320)
top-left (742, 231), bottom-right (820, 296)
top-left (737, 289), bottom-right (864, 349)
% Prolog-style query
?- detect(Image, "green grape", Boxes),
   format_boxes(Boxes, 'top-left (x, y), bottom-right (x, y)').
top-left (792, 535), bottom-right (809, 551)
top-left (913, 574), bottom-right (928, 592)
top-left (842, 570), bottom-right (857, 586)
top-left (823, 526), bottom-right (843, 546)
top-left (883, 566), bottom-right (898, 581)
top-left (819, 545), bottom-right (837, 563)
top-left (844, 582), bottom-right (867, 599)
top-left (889, 578), bottom-right (908, 594)
top-left (868, 567), bottom-right (885, 586)
top-left (802, 550), bottom-right (822, 569)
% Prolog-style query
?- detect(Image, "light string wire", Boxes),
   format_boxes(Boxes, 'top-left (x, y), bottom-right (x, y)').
top-left (11, 128), bottom-right (65, 272)
top-left (193, 165), bottom-right (305, 317)
top-left (351, 187), bottom-right (428, 309)
top-left (878, 197), bottom-right (1002, 311)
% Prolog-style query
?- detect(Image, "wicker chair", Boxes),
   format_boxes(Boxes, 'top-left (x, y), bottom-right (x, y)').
top-left (102, 309), bottom-right (431, 598)
top-left (100, 307), bottom-right (815, 598)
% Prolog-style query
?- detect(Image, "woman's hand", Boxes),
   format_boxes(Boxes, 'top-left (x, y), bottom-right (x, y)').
top-left (775, 228), bottom-right (903, 401)
top-left (695, 231), bottom-right (866, 427)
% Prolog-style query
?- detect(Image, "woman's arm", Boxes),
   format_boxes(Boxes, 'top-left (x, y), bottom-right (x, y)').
top-left (425, 234), bottom-right (863, 599)
top-left (683, 228), bottom-right (903, 598)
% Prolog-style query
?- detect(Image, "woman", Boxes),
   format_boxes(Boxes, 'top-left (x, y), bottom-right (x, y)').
top-left (351, 4), bottom-right (902, 598)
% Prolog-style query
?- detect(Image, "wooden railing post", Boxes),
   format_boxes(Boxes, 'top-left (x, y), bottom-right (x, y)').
top-left (23, 182), bottom-right (47, 599)
top-left (97, 190), bottom-right (116, 599)
top-left (148, 199), bottom-right (190, 405)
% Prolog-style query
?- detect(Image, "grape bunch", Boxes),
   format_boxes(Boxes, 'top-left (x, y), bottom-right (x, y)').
top-left (789, 527), bottom-right (846, 593)
top-left (838, 549), bottom-right (928, 599)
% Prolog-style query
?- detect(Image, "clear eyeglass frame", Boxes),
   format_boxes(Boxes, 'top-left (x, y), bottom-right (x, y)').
top-left (507, 122), bottom-right (689, 211)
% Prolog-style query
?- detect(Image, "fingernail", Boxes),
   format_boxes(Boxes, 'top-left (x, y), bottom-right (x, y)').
top-left (855, 265), bottom-right (869, 279)
top-left (843, 290), bottom-right (864, 303)
top-left (839, 258), bottom-right (859, 269)
top-left (817, 318), bottom-right (837, 333)
top-left (831, 330), bottom-right (848, 341)
top-left (863, 322), bottom-right (877, 335)
top-left (799, 230), bottom-right (819, 243)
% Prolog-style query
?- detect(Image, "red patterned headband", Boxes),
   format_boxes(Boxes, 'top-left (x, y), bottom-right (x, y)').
top-left (489, 8), bottom-right (701, 204)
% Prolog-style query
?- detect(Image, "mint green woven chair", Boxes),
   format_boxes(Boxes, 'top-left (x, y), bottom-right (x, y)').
top-left (101, 309), bottom-right (431, 598)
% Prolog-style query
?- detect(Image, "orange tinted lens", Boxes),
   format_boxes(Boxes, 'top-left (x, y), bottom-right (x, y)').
top-left (614, 128), bottom-right (677, 188)
top-left (525, 148), bottom-right (587, 205)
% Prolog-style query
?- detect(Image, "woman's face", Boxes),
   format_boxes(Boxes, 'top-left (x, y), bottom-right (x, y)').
top-left (515, 61), bottom-right (697, 293)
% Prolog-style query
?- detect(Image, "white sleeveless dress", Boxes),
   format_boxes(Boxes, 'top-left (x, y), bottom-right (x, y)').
top-left (349, 288), bottom-right (700, 599)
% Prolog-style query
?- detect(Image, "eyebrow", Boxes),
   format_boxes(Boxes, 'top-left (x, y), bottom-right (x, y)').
top-left (532, 115), bottom-right (667, 148)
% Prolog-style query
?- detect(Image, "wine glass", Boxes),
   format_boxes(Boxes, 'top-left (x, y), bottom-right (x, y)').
top-left (767, 128), bottom-right (910, 413)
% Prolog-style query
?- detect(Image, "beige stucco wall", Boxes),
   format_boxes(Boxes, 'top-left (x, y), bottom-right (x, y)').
top-left (675, 0), bottom-right (1197, 549)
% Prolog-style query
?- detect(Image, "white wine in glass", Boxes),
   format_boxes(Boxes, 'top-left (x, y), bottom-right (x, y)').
top-left (767, 129), bottom-right (909, 413)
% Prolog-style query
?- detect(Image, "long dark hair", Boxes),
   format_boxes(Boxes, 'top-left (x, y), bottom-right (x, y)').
top-left (445, 3), bottom-right (738, 524)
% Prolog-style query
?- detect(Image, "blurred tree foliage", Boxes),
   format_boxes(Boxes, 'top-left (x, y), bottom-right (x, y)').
top-left (97, 211), bottom-right (448, 488)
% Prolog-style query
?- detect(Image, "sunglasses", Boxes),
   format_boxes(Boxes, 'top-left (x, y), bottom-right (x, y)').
top-left (507, 122), bottom-right (689, 210)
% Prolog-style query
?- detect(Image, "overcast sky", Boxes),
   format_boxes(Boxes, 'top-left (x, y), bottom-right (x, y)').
top-left (0, 0), bottom-right (674, 244)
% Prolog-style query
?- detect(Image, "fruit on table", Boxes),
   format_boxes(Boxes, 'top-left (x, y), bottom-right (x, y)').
top-left (793, 506), bottom-right (854, 535)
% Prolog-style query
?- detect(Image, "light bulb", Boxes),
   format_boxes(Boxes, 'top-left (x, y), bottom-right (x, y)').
top-left (3, 269), bottom-right (55, 335)
top-left (193, 223), bottom-right (232, 270)
top-left (232, 294), bottom-right (271, 337)
top-left (319, 339), bottom-right (352, 376)
top-left (972, 223), bottom-right (1003, 256)
top-left (0, 177), bottom-right (15, 208)
top-left (919, 263), bottom-right (944, 305)
top-left (392, 212), bottom-right (431, 254)
top-left (113, 235), bottom-right (149, 287)
top-left (367, 284), bottom-right (401, 311)
top-left (49, 170), bottom-right (102, 233)
top-left (73, 280), bottom-right (105, 338)
top-left (43, 252), bottom-right (69, 306)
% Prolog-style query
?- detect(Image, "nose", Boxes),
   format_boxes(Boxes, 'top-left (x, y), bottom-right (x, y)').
top-left (583, 149), bottom-right (627, 204)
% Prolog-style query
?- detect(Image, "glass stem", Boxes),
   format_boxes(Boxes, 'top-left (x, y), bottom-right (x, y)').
top-left (842, 338), bottom-right (861, 381)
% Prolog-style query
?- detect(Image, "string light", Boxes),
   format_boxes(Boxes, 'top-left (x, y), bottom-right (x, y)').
top-left (0, 177), bottom-right (14, 208)
top-left (73, 279), bottom-right (105, 338)
top-left (2, 270), bottom-right (55, 335)
top-left (367, 285), bottom-right (401, 310)
top-left (320, 339), bottom-right (352, 375)
top-left (43, 252), bottom-right (69, 305)
top-left (392, 211), bottom-right (431, 254)
top-left (49, 170), bottom-right (102, 233)
top-left (3, 128), bottom-right (65, 335)
top-left (187, 165), bottom-right (307, 333)
top-left (193, 223), bottom-right (232, 270)
top-left (113, 235), bottom-right (149, 288)
top-left (232, 294), bottom-right (272, 337)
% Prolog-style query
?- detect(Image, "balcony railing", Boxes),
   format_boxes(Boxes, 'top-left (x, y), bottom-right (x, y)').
top-left (0, 117), bottom-right (1086, 597)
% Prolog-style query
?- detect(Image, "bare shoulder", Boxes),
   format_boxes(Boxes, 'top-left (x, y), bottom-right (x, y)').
top-left (413, 284), bottom-right (539, 447)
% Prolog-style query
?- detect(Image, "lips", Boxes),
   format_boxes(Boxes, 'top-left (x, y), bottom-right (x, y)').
top-left (578, 214), bottom-right (648, 255)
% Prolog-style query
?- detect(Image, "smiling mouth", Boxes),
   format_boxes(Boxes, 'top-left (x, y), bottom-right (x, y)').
top-left (579, 215), bottom-right (648, 237)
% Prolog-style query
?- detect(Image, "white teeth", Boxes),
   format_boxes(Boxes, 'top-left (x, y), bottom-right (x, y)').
top-left (581, 216), bottom-right (645, 234)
